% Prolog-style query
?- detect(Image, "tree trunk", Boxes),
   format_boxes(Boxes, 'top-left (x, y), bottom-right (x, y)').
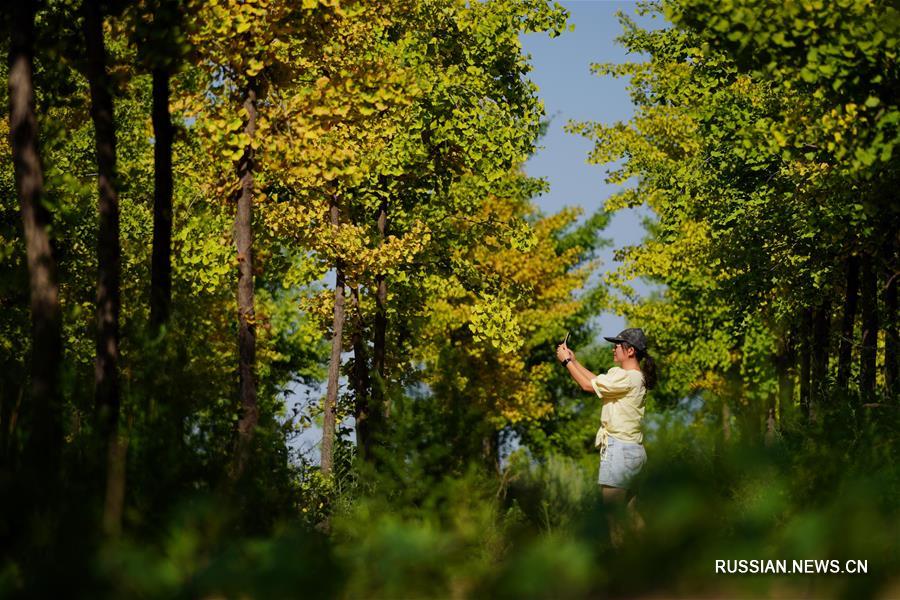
top-left (9, 0), bottom-right (63, 472)
top-left (482, 429), bottom-right (500, 475)
top-left (799, 308), bottom-right (812, 419)
top-left (721, 400), bottom-right (731, 442)
top-left (321, 196), bottom-right (345, 477)
top-left (232, 83), bottom-right (258, 479)
top-left (883, 240), bottom-right (898, 401)
top-left (350, 286), bottom-right (373, 460)
top-left (764, 407), bottom-right (776, 446)
top-left (84, 0), bottom-right (124, 535)
top-left (373, 199), bottom-right (388, 419)
top-left (859, 254), bottom-right (878, 402)
top-left (150, 67), bottom-right (174, 332)
top-left (102, 431), bottom-right (128, 536)
top-left (810, 299), bottom-right (831, 421)
top-left (775, 332), bottom-right (794, 425)
top-left (836, 255), bottom-right (859, 389)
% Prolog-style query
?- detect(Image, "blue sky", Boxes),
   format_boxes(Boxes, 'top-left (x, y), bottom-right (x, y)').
top-left (521, 0), bottom-right (664, 339)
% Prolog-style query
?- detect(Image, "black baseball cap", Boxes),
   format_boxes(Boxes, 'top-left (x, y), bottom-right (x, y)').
top-left (603, 328), bottom-right (648, 353)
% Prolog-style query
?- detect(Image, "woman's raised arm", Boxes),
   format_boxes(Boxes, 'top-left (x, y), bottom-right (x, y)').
top-left (556, 343), bottom-right (597, 392)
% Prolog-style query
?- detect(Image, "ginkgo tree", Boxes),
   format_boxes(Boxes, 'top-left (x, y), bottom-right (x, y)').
top-left (262, 0), bottom-right (572, 472)
top-left (574, 0), bottom-right (899, 440)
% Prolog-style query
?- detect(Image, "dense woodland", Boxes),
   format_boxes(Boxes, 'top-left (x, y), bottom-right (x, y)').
top-left (2, 0), bottom-right (898, 597)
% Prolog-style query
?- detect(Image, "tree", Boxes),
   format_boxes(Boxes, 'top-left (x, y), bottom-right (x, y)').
top-left (272, 0), bottom-right (570, 470)
top-left (408, 172), bottom-right (608, 468)
top-left (128, 0), bottom-right (190, 332)
top-left (188, 0), bottom-right (282, 478)
top-left (666, 0), bottom-right (900, 407)
top-left (8, 0), bottom-right (64, 475)
top-left (572, 0), bottom-right (900, 437)
top-left (82, 0), bottom-right (126, 535)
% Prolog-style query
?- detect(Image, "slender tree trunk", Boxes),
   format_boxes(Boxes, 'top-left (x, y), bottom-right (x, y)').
top-left (799, 308), bottom-right (812, 420)
top-left (836, 255), bottom-right (859, 389)
top-left (810, 299), bottom-right (831, 421)
top-left (232, 83), bottom-right (258, 479)
top-left (321, 196), bottom-right (345, 477)
top-left (764, 406), bottom-right (776, 445)
top-left (859, 254), bottom-right (878, 402)
top-left (150, 67), bottom-right (174, 332)
top-left (775, 332), bottom-right (794, 425)
top-left (350, 286), bottom-right (373, 460)
top-left (1, 387), bottom-right (24, 464)
top-left (84, 0), bottom-right (124, 535)
top-left (102, 430), bottom-right (128, 536)
top-left (883, 240), bottom-right (898, 401)
top-left (373, 199), bottom-right (388, 418)
top-left (9, 0), bottom-right (63, 472)
top-left (721, 400), bottom-right (731, 442)
top-left (482, 429), bottom-right (500, 474)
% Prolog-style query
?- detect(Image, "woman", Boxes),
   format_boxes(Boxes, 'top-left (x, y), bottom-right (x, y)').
top-left (556, 328), bottom-right (657, 545)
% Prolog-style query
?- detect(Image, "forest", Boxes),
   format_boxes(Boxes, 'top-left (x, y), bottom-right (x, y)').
top-left (2, 0), bottom-right (898, 598)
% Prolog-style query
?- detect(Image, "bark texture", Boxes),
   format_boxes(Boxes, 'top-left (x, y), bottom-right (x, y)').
top-left (373, 200), bottom-right (388, 415)
top-left (350, 286), bottom-right (373, 460)
top-left (859, 254), bottom-right (878, 402)
top-left (232, 84), bottom-right (259, 478)
top-left (321, 197), bottom-right (345, 477)
top-left (84, 0), bottom-right (124, 534)
top-left (150, 67), bottom-right (174, 332)
top-left (883, 239), bottom-right (898, 401)
top-left (9, 0), bottom-right (63, 471)
top-left (810, 299), bottom-right (831, 420)
top-left (836, 255), bottom-right (859, 389)
top-left (799, 308), bottom-right (812, 419)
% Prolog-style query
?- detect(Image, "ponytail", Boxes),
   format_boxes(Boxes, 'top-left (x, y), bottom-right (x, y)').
top-left (639, 351), bottom-right (657, 390)
top-left (622, 341), bottom-right (658, 390)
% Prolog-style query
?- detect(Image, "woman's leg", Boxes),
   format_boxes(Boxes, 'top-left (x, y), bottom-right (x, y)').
top-left (601, 484), bottom-right (627, 546)
top-left (626, 490), bottom-right (645, 533)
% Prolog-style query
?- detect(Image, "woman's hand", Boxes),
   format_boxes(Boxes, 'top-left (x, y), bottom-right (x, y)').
top-left (556, 343), bottom-right (574, 363)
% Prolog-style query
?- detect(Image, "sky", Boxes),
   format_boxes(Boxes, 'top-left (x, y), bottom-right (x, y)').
top-left (521, 0), bottom-right (664, 339)
top-left (291, 1), bottom-right (664, 459)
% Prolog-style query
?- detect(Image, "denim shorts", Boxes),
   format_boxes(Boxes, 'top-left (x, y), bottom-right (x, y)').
top-left (598, 435), bottom-right (647, 489)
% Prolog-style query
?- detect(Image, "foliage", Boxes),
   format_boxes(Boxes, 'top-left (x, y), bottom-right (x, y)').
top-left (3, 0), bottom-right (899, 598)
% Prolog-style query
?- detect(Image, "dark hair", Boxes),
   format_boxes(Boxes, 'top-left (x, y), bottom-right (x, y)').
top-left (622, 342), bottom-right (657, 390)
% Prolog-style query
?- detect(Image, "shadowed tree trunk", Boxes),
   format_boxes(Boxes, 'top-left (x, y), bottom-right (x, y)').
top-left (764, 406), bottom-right (776, 445)
top-left (721, 400), bottom-right (731, 441)
top-left (150, 67), bottom-right (174, 332)
top-left (799, 308), bottom-right (812, 420)
top-left (884, 240), bottom-right (898, 401)
top-left (836, 255), bottom-right (859, 389)
top-left (482, 429), bottom-right (500, 475)
top-left (810, 299), bottom-right (831, 421)
top-left (321, 195), bottom-right (345, 477)
top-left (232, 83), bottom-right (258, 479)
top-left (373, 199), bottom-right (388, 422)
top-left (859, 254), bottom-right (878, 402)
top-left (775, 332), bottom-right (794, 426)
top-left (83, 0), bottom-right (124, 536)
top-left (9, 0), bottom-right (63, 473)
top-left (350, 286), bottom-right (373, 460)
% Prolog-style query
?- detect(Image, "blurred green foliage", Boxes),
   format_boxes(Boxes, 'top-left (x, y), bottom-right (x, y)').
top-left (4, 399), bottom-right (894, 599)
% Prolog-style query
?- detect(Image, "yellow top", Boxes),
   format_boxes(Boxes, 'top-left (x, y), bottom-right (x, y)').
top-left (591, 367), bottom-right (646, 449)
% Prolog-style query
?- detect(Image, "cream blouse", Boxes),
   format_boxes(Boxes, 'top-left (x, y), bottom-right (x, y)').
top-left (591, 367), bottom-right (646, 449)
